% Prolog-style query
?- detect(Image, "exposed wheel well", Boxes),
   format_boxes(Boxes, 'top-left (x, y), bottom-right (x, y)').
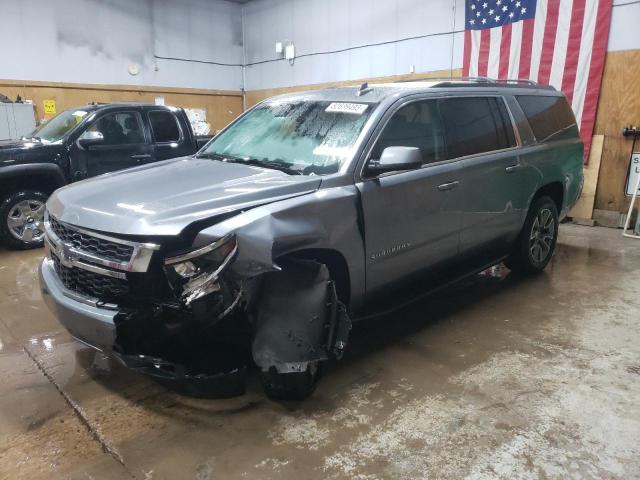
top-left (533, 182), bottom-right (563, 214)
top-left (0, 174), bottom-right (63, 198)
top-left (279, 248), bottom-right (351, 305)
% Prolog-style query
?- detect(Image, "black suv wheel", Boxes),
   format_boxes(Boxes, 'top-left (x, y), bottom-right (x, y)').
top-left (0, 190), bottom-right (48, 250)
top-left (505, 195), bottom-right (559, 274)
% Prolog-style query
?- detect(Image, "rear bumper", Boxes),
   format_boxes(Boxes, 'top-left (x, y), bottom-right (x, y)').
top-left (39, 257), bottom-right (118, 352)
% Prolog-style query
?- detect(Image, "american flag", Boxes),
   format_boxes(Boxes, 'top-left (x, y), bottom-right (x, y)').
top-left (462, 0), bottom-right (612, 161)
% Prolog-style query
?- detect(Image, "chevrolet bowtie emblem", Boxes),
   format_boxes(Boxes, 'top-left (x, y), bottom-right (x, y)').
top-left (58, 242), bottom-right (77, 267)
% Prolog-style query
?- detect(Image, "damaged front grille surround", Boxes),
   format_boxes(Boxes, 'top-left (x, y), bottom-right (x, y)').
top-left (44, 212), bottom-right (160, 302)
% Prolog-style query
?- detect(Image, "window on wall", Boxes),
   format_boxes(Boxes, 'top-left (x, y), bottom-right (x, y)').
top-left (439, 97), bottom-right (516, 159)
top-left (88, 112), bottom-right (144, 145)
top-left (371, 100), bottom-right (445, 165)
top-left (149, 110), bottom-right (181, 143)
top-left (516, 95), bottom-right (578, 143)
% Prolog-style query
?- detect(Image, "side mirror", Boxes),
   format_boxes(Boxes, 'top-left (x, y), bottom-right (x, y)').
top-left (78, 130), bottom-right (104, 148)
top-left (367, 146), bottom-right (422, 175)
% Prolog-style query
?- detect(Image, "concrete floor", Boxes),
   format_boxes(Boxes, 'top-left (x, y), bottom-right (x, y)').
top-left (0, 224), bottom-right (639, 480)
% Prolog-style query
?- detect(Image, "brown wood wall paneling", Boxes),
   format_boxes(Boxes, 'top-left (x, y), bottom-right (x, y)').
top-left (0, 79), bottom-right (244, 133)
top-left (592, 49), bottom-right (640, 214)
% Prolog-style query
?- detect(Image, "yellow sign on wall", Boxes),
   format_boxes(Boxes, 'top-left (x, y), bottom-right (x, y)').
top-left (43, 100), bottom-right (56, 115)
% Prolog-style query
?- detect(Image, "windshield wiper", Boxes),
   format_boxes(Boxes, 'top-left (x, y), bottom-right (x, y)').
top-left (239, 158), bottom-right (303, 175)
top-left (196, 152), bottom-right (303, 175)
top-left (195, 152), bottom-right (225, 160)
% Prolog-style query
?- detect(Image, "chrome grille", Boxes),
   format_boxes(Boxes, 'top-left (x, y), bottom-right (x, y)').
top-left (52, 253), bottom-right (129, 299)
top-left (49, 216), bottom-right (134, 263)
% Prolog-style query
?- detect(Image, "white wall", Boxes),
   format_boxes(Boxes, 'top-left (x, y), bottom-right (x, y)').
top-left (242, 0), bottom-right (465, 91)
top-left (0, 0), bottom-right (636, 93)
top-left (242, 0), bottom-right (640, 91)
top-left (609, 0), bottom-right (640, 52)
top-left (0, 0), bottom-right (244, 90)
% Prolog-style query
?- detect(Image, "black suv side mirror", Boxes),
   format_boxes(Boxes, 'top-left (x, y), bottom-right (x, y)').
top-left (366, 146), bottom-right (422, 175)
top-left (78, 131), bottom-right (104, 148)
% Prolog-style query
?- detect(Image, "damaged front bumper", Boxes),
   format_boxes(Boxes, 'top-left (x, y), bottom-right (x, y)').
top-left (39, 258), bottom-right (246, 397)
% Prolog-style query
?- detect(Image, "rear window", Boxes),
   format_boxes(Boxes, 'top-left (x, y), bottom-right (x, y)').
top-left (516, 95), bottom-right (578, 143)
top-left (149, 110), bottom-right (181, 143)
top-left (439, 97), bottom-right (516, 159)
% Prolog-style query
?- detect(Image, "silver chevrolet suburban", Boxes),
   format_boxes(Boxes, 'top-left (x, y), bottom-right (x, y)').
top-left (39, 79), bottom-right (584, 400)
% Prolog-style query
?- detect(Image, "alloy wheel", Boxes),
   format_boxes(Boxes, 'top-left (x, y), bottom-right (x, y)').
top-left (529, 207), bottom-right (555, 264)
top-left (6, 200), bottom-right (46, 244)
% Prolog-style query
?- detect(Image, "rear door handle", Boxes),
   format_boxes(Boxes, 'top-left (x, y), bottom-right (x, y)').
top-left (437, 181), bottom-right (460, 191)
top-left (131, 154), bottom-right (152, 160)
top-left (505, 164), bottom-right (523, 173)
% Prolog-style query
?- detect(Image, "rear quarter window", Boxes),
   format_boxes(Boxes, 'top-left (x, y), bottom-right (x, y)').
top-left (516, 95), bottom-right (578, 143)
top-left (149, 110), bottom-right (181, 143)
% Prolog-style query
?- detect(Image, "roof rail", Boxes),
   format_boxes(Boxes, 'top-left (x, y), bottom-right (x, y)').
top-left (395, 76), bottom-right (495, 84)
top-left (395, 76), bottom-right (554, 90)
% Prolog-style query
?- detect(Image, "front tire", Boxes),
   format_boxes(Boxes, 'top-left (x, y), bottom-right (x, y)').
top-left (260, 362), bottom-right (321, 401)
top-left (0, 190), bottom-right (48, 250)
top-left (505, 196), bottom-right (558, 274)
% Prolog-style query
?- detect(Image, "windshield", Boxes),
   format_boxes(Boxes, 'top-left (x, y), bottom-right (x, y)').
top-left (30, 109), bottom-right (90, 142)
top-left (201, 100), bottom-right (373, 175)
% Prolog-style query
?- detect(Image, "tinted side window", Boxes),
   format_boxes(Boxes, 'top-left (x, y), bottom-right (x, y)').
top-left (516, 95), bottom-right (578, 143)
top-left (372, 100), bottom-right (445, 165)
top-left (88, 112), bottom-right (144, 145)
top-left (439, 97), bottom-right (516, 159)
top-left (149, 110), bottom-right (181, 143)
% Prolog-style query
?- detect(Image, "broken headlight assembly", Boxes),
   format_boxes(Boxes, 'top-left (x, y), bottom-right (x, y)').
top-left (164, 234), bottom-right (238, 306)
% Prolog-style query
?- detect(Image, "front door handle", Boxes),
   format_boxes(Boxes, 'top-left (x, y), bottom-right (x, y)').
top-left (131, 154), bottom-right (152, 160)
top-left (437, 181), bottom-right (460, 191)
top-left (505, 164), bottom-right (523, 173)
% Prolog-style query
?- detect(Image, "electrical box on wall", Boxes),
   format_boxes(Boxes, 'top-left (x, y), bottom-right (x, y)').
top-left (285, 44), bottom-right (295, 61)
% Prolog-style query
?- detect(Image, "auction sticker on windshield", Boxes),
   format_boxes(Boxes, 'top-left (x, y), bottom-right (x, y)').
top-left (325, 103), bottom-right (368, 115)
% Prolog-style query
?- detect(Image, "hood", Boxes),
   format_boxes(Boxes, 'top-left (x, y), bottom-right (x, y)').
top-left (47, 157), bottom-right (322, 236)
top-left (0, 138), bottom-right (60, 160)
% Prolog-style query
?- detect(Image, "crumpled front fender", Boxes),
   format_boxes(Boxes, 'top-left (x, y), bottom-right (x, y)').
top-left (191, 185), bottom-right (366, 311)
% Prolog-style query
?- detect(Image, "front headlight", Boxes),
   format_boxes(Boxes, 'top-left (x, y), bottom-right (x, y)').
top-left (165, 234), bottom-right (237, 305)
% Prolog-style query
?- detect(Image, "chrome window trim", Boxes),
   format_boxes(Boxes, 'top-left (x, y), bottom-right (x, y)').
top-left (42, 257), bottom-right (119, 310)
top-left (45, 213), bottom-right (159, 274)
top-left (358, 94), bottom-right (522, 181)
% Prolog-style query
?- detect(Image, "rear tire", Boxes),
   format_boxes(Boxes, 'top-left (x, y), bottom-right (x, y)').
top-left (0, 190), bottom-right (48, 250)
top-left (260, 362), bottom-right (321, 401)
top-left (505, 195), bottom-right (558, 274)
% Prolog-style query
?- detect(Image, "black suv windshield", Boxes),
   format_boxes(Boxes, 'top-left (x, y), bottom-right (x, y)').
top-left (29, 109), bottom-right (90, 142)
top-left (201, 100), bottom-right (373, 175)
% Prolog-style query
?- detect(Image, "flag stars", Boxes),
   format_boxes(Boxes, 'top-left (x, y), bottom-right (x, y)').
top-left (482, 2), bottom-right (488, 8)
top-left (489, 8), bottom-right (494, 14)
top-left (521, 7), bottom-right (527, 13)
top-left (515, 1), bottom-right (521, 6)
top-left (495, 14), bottom-right (501, 21)
top-left (496, 0), bottom-right (502, 4)
top-left (509, 11), bottom-right (514, 17)
top-left (469, 19), bottom-right (475, 24)
top-left (481, 17), bottom-right (487, 23)
top-left (477, 11), bottom-right (481, 16)
top-left (502, 5), bottom-right (508, 11)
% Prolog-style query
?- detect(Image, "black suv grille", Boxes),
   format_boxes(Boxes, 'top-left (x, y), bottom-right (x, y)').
top-left (49, 217), bottom-right (134, 263)
top-left (52, 254), bottom-right (129, 299)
